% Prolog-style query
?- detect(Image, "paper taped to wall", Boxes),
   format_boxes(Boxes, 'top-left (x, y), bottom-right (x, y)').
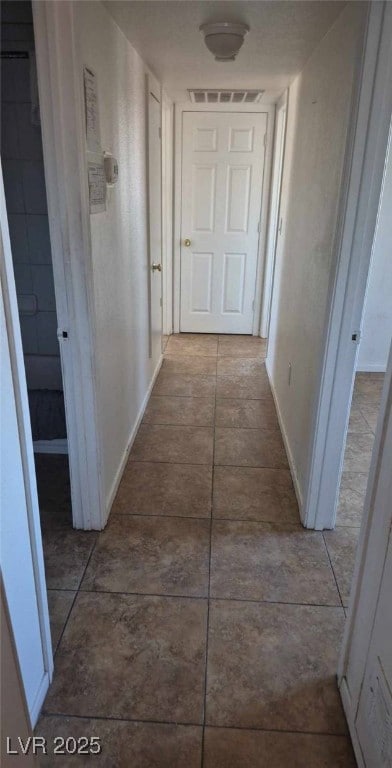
top-left (84, 66), bottom-right (101, 152)
top-left (88, 161), bottom-right (106, 213)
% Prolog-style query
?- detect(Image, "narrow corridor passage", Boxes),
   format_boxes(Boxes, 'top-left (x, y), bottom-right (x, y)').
top-left (38, 335), bottom-right (356, 766)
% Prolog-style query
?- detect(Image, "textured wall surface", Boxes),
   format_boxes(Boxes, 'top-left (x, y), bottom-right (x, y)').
top-left (74, 1), bottom-right (160, 511)
top-left (267, 3), bottom-right (367, 503)
top-left (358, 137), bottom-right (392, 372)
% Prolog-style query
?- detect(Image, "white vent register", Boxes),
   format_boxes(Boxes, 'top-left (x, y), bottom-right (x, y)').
top-left (188, 89), bottom-right (264, 104)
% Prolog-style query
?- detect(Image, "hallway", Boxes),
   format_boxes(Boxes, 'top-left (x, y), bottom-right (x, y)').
top-left (37, 335), bottom-right (355, 766)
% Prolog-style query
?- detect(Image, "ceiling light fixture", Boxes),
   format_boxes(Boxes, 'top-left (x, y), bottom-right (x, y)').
top-left (199, 22), bottom-right (249, 62)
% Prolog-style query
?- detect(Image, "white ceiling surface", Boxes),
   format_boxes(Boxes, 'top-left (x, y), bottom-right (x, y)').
top-left (104, 1), bottom-right (346, 103)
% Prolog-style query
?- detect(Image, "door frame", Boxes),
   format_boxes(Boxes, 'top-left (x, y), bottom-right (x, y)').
top-left (161, 90), bottom-right (174, 337)
top-left (173, 102), bottom-right (275, 334)
top-left (260, 91), bottom-right (287, 338)
top-left (32, 1), bottom-right (105, 529)
top-left (303, 0), bottom-right (392, 530)
top-left (146, 72), bottom-right (163, 358)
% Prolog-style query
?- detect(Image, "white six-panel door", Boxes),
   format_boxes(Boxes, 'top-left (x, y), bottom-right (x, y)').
top-left (180, 111), bottom-right (267, 334)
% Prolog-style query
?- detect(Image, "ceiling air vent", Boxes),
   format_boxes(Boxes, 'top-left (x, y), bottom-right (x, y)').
top-left (188, 89), bottom-right (264, 104)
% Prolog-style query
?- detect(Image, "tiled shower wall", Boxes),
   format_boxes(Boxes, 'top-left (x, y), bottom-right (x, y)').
top-left (1, 1), bottom-right (60, 377)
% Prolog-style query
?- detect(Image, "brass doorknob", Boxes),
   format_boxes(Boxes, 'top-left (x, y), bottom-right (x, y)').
top-left (151, 263), bottom-right (162, 272)
top-left (184, 238), bottom-right (191, 247)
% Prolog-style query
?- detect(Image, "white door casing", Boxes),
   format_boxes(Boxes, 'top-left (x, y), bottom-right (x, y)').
top-left (180, 112), bottom-right (267, 334)
top-left (147, 75), bottom-right (163, 362)
top-left (260, 93), bottom-right (287, 338)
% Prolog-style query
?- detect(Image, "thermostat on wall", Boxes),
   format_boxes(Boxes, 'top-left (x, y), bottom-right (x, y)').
top-left (104, 153), bottom-right (118, 185)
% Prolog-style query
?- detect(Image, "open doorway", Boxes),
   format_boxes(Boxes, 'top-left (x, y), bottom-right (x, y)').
top-left (323, 131), bottom-right (391, 610)
top-left (1, 0), bottom-right (96, 652)
top-left (1, 0), bottom-right (71, 511)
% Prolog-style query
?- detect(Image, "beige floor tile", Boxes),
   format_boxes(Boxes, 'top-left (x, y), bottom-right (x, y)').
top-left (37, 717), bottom-right (202, 767)
top-left (213, 466), bottom-right (298, 523)
top-left (153, 372), bottom-right (216, 398)
top-left (217, 374), bottom-right (273, 401)
top-left (354, 372), bottom-right (384, 400)
top-left (162, 354), bottom-right (217, 375)
top-left (210, 521), bottom-right (340, 604)
top-left (143, 396), bottom-right (215, 426)
top-left (42, 529), bottom-right (97, 590)
top-left (337, 472), bottom-right (367, 526)
top-left (81, 516), bottom-right (210, 597)
top-left (217, 357), bottom-right (266, 376)
top-left (215, 398), bottom-right (279, 429)
top-left (206, 600), bottom-right (346, 732)
top-left (358, 401), bottom-right (380, 433)
top-left (112, 461), bottom-right (212, 517)
top-left (215, 428), bottom-right (288, 468)
top-left (218, 335), bottom-right (267, 358)
top-left (324, 526), bottom-right (361, 607)
top-left (204, 728), bottom-right (356, 768)
top-left (348, 403), bottom-right (373, 433)
top-left (343, 431), bottom-right (375, 473)
top-left (130, 425), bottom-right (214, 465)
top-left (166, 334), bottom-right (218, 357)
top-left (47, 590), bottom-right (75, 652)
top-left (44, 592), bottom-right (207, 723)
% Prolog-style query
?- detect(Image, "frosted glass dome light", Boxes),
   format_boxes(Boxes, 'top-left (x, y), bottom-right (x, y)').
top-left (199, 22), bottom-right (250, 62)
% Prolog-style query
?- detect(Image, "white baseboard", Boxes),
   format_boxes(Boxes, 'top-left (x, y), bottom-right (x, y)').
top-left (33, 438), bottom-right (68, 454)
top-left (339, 677), bottom-right (365, 768)
top-left (265, 359), bottom-right (304, 519)
top-left (104, 354), bottom-right (163, 524)
top-left (356, 363), bottom-right (386, 373)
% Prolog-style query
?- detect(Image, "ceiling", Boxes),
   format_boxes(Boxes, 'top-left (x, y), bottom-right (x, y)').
top-left (104, 1), bottom-right (346, 103)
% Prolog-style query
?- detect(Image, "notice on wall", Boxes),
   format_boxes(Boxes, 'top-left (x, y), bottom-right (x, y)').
top-left (83, 66), bottom-right (101, 152)
top-left (88, 161), bottom-right (106, 213)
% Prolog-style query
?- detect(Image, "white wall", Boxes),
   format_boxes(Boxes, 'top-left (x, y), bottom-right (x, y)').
top-left (267, 3), bottom-right (367, 506)
top-left (73, 2), bottom-right (163, 513)
top-left (357, 134), bottom-right (392, 372)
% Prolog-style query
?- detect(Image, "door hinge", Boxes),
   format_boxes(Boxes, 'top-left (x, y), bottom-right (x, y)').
top-left (158, 126), bottom-right (162, 140)
top-left (160, 298), bottom-right (162, 307)
top-left (278, 216), bottom-right (283, 234)
top-left (263, 133), bottom-right (267, 148)
top-left (257, 221), bottom-right (261, 233)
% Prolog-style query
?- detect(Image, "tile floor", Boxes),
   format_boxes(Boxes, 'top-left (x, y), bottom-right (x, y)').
top-left (36, 335), bottom-right (366, 766)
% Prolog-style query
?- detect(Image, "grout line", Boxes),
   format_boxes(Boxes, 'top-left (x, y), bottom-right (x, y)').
top-left (138, 424), bottom-right (282, 432)
top-left (53, 535), bottom-right (100, 656)
top-left (129, 458), bottom-right (289, 470)
top-left (66, 587), bottom-right (343, 609)
top-left (201, 354), bottom-right (216, 768)
top-left (321, 533), bottom-right (345, 610)
top-left (142, 421), bottom-right (215, 428)
top-left (38, 710), bottom-right (349, 740)
top-left (111, 511), bottom-right (300, 525)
